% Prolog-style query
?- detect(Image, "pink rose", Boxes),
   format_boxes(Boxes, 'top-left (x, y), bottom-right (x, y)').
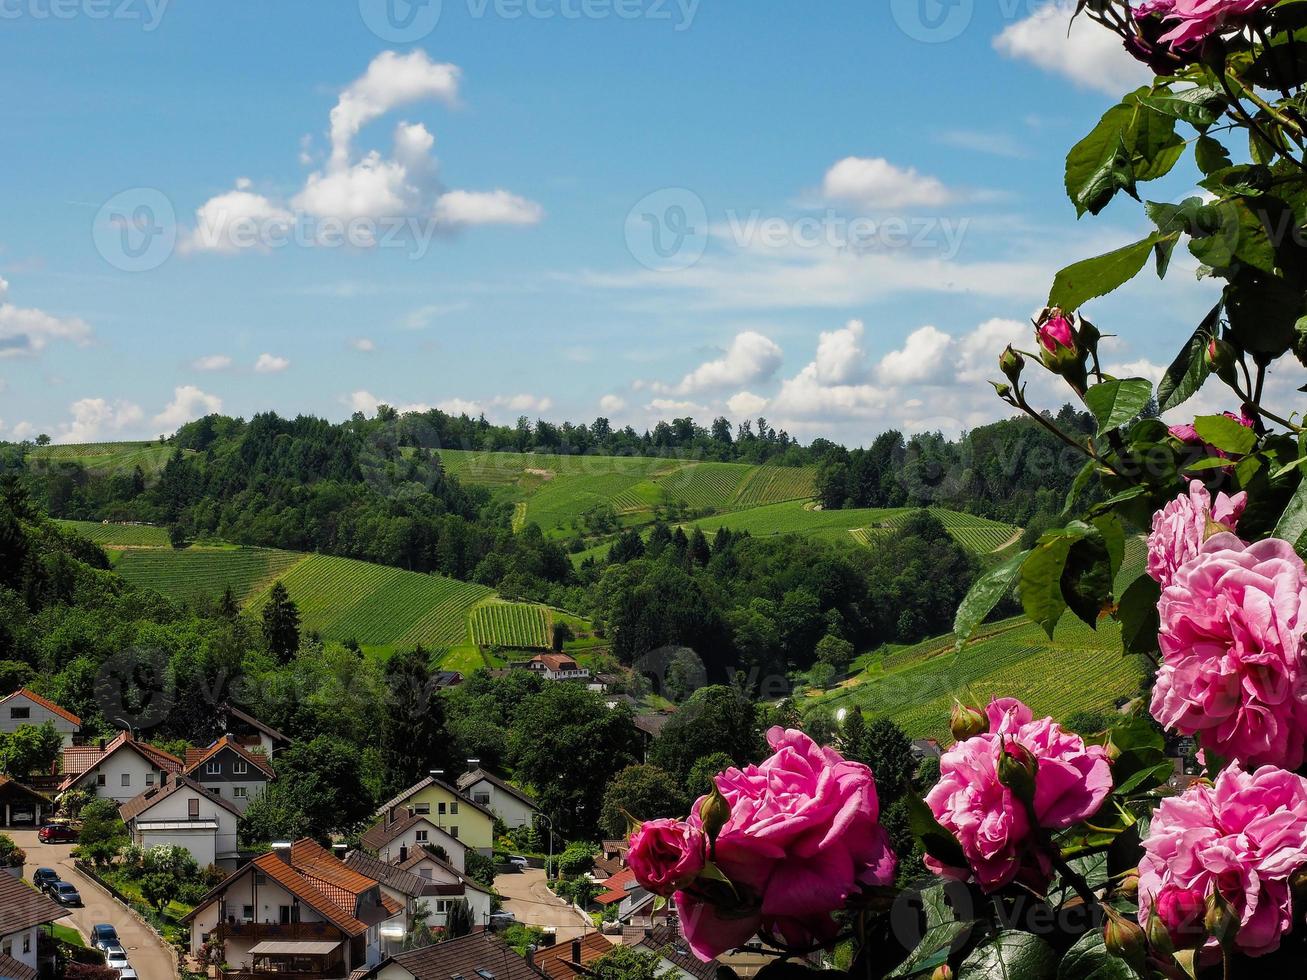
top-left (924, 698), bottom-right (1112, 893)
top-left (1037, 313), bottom-right (1075, 355)
top-left (1149, 0), bottom-right (1276, 51)
top-left (1152, 533), bottom-right (1307, 769)
top-left (628, 819), bottom-right (706, 897)
top-left (1139, 763), bottom-right (1307, 957)
top-left (1147, 480), bottom-right (1247, 588)
top-left (675, 727), bottom-right (896, 960)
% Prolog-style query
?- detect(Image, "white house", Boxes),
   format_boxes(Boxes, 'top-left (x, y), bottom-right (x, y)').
top-left (524, 654), bottom-right (590, 681)
top-left (185, 839), bottom-right (405, 977)
top-left (119, 775), bottom-right (242, 870)
top-left (217, 704), bottom-right (293, 759)
top-left (60, 732), bottom-right (183, 804)
top-left (0, 689), bottom-right (80, 746)
top-left (183, 736), bottom-right (276, 814)
top-left (344, 850), bottom-right (494, 932)
top-left (0, 869), bottom-right (69, 980)
top-left (455, 769), bottom-right (539, 829)
top-left (360, 812), bottom-right (468, 872)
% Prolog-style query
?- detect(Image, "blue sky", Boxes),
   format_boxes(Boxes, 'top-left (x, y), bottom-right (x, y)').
top-left (0, 0), bottom-right (1282, 446)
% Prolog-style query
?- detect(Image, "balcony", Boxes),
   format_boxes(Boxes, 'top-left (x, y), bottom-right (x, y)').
top-left (218, 970), bottom-right (346, 980)
top-left (213, 922), bottom-right (342, 943)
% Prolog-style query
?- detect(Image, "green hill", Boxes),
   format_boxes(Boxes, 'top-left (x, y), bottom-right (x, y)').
top-left (55, 520), bottom-right (171, 548)
top-left (28, 441), bottom-right (188, 478)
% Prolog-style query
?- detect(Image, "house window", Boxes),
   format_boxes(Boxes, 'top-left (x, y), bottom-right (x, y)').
top-left (438, 802), bottom-right (447, 815)
top-left (210, 787), bottom-right (221, 797)
top-left (206, 761), bottom-right (221, 776)
top-left (242, 906), bottom-right (254, 921)
top-left (22, 934), bottom-right (31, 954)
top-left (188, 798), bottom-right (200, 820)
top-left (121, 773), bottom-right (131, 788)
top-left (450, 802), bottom-right (459, 815)
top-left (2, 942), bottom-right (10, 958)
top-left (10, 707), bottom-right (29, 720)
top-left (96, 774), bottom-right (106, 787)
top-left (414, 804), bottom-right (430, 815)
top-left (415, 830), bottom-right (428, 843)
top-left (418, 869), bottom-right (432, 880)
top-left (234, 786), bottom-right (248, 799)
top-left (146, 772), bottom-right (155, 787)
top-left (450, 825), bottom-right (459, 838)
top-left (233, 760), bottom-right (248, 775)
top-left (473, 792), bottom-right (490, 805)
top-left (254, 872), bottom-right (267, 886)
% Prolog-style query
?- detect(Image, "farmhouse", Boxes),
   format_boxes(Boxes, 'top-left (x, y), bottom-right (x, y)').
top-left (359, 811), bottom-right (468, 871)
top-left (523, 654), bottom-right (589, 681)
top-left (60, 732), bottom-right (183, 803)
top-left (0, 869), bottom-right (70, 980)
top-left (0, 689), bottom-right (80, 746)
top-left (455, 768), bottom-right (539, 829)
top-left (120, 774), bottom-right (242, 869)
top-left (185, 838), bottom-right (405, 978)
top-left (184, 735), bottom-right (276, 814)
top-left (361, 930), bottom-right (543, 980)
top-left (374, 775), bottom-right (496, 855)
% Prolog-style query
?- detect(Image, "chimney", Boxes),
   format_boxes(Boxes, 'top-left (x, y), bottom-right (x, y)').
top-left (332, 843), bottom-right (348, 861)
top-left (98, 738), bottom-right (106, 752)
top-left (271, 842), bottom-right (293, 866)
top-left (571, 938), bottom-right (581, 964)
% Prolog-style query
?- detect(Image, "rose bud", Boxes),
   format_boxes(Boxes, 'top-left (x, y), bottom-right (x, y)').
top-left (1206, 337), bottom-right (1240, 386)
top-left (1035, 309), bottom-right (1082, 376)
top-left (929, 967), bottom-right (953, 980)
top-left (999, 345), bottom-right (1025, 385)
top-left (950, 701), bottom-right (988, 741)
top-left (1103, 906), bottom-right (1148, 966)
top-left (996, 738), bottom-right (1038, 806)
top-left (1146, 901), bottom-right (1175, 957)
top-left (1204, 891), bottom-right (1240, 949)
top-left (698, 779), bottom-right (732, 850)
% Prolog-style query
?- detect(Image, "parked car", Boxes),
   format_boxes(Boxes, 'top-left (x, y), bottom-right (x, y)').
top-left (50, 882), bottom-right (82, 907)
top-left (117, 970), bottom-right (138, 980)
top-left (38, 823), bottom-right (79, 844)
top-left (104, 948), bottom-right (130, 973)
top-left (90, 925), bottom-right (120, 951)
top-left (508, 855), bottom-right (529, 869)
top-left (488, 912), bottom-right (518, 930)
top-left (32, 868), bottom-right (58, 892)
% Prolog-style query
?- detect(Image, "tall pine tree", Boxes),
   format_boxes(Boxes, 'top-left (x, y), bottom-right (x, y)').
top-left (261, 581), bottom-right (300, 664)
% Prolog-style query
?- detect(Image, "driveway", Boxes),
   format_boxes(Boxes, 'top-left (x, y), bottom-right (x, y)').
top-left (494, 868), bottom-right (593, 941)
top-left (12, 830), bottom-right (177, 980)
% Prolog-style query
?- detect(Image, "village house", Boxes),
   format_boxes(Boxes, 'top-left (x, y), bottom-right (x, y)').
top-left (0, 776), bottom-right (54, 830)
top-left (183, 735), bottom-right (276, 814)
top-left (0, 689), bottom-right (81, 746)
top-left (0, 869), bottom-right (70, 980)
top-left (60, 732), bottom-right (183, 804)
top-left (119, 774), bottom-right (242, 870)
top-left (344, 850), bottom-right (494, 931)
top-left (185, 838), bottom-right (405, 978)
top-left (359, 811), bottom-right (469, 871)
top-left (373, 775), bottom-right (497, 855)
top-left (455, 769), bottom-right (539, 829)
top-left (635, 922), bottom-right (723, 980)
top-left (594, 868), bottom-right (654, 926)
top-left (361, 930), bottom-right (543, 980)
top-left (531, 933), bottom-right (613, 980)
top-left (523, 654), bottom-right (590, 682)
top-left (217, 705), bottom-right (293, 759)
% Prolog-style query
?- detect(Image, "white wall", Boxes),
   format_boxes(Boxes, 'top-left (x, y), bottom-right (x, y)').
top-left (464, 780), bottom-right (536, 829)
top-left (136, 787), bottom-right (239, 860)
top-left (0, 926), bottom-right (39, 974)
top-left (377, 821), bottom-right (466, 872)
top-left (78, 749), bottom-right (169, 803)
top-left (0, 696), bottom-right (78, 745)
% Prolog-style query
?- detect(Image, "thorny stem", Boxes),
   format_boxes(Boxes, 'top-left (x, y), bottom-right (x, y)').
top-left (1003, 384), bottom-right (1128, 479)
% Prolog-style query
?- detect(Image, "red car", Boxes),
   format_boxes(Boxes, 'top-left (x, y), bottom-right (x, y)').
top-left (38, 824), bottom-right (79, 844)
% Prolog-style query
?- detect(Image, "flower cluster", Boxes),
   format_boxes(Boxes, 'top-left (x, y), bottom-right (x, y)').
top-left (925, 698), bottom-right (1112, 893)
top-left (1140, 763), bottom-right (1307, 957)
top-left (627, 727), bottom-right (896, 961)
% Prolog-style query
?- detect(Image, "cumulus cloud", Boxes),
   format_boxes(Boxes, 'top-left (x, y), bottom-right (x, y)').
top-left (183, 183), bottom-right (294, 254)
top-left (343, 389), bottom-right (551, 420)
top-left (875, 325), bottom-right (953, 385)
top-left (351, 338), bottom-right (376, 352)
top-left (994, 1), bottom-right (1150, 95)
top-left (599, 394), bottom-right (626, 413)
top-left (814, 320), bottom-right (871, 385)
top-left (254, 353), bottom-right (290, 374)
top-left (0, 278), bottom-right (93, 358)
top-left (660, 331), bottom-right (783, 395)
top-left (152, 385), bottom-right (222, 432)
top-left (433, 190), bottom-right (544, 227)
top-left (822, 156), bottom-right (952, 210)
top-left (727, 391), bottom-right (768, 416)
top-left (55, 398), bottom-right (145, 444)
top-left (191, 354), bottom-right (233, 371)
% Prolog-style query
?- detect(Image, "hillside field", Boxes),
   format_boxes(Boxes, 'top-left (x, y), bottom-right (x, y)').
top-left (28, 441), bottom-right (189, 478)
top-left (469, 600), bottom-right (552, 649)
top-left (55, 520), bottom-right (171, 548)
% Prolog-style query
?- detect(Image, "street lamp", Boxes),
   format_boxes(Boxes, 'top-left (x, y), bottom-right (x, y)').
top-left (535, 813), bottom-right (555, 881)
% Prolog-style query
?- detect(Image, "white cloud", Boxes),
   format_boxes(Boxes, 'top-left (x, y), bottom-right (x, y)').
top-left (435, 397), bottom-right (481, 416)
top-left (254, 353), bottom-right (290, 374)
top-left (875, 325), bottom-right (953, 385)
top-left (814, 319), bottom-right (870, 385)
top-left (191, 354), bottom-right (233, 371)
top-left (0, 279), bottom-right (92, 358)
top-left (351, 338), bottom-right (376, 352)
top-left (433, 190), bottom-right (544, 227)
top-left (10, 421), bottom-right (35, 441)
top-left (599, 394), bottom-right (626, 413)
top-left (55, 397), bottom-right (145, 444)
top-left (994, 1), bottom-right (1150, 95)
top-left (662, 331), bottom-right (783, 395)
top-left (152, 385), bottom-right (222, 432)
top-left (402, 301), bottom-right (470, 329)
top-left (822, 157), bottom-right (952, 210)
top-left (185, 50), bottom-right (540, 251)
top-left (727, 391), bottom-right (768, 416)
top-left (344, 389), bottom-right (550, 420)
top-left (646, 398), bottom-right (710, 416)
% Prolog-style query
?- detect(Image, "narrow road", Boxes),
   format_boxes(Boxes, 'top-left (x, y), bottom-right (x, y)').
top-left (493, 868), bottom-right (592, 942)
top-left (11, 830), bottom-right (177, 980)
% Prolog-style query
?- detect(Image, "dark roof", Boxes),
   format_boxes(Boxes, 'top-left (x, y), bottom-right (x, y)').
top-left (367, 930), bottom-right (543, 980)
top-left (183, 736), bottom-right (276, 779)
top-left (633, 713), bottom-right (673, 737)
top-left (0, 776), bottom-right (52, 807)
top-left (455, 769), bottom-right (539, 811)
top-left (637, 923), bottom-right (720, 980)
top-left (221, 704), bottom-right (292, 745)
top-left (0, 950), bottom-right (36, 980)
top-left (344, 851), bottom-right (439, 898)
top-left (0, 688), bottom-right (81, 726)
top-left (395, 851), bottom-right (494, 897)
top-left (432, 671), bottom-right (463, 688)
top-left (119, 774), bottom-right (243, 823)
top-left (0, 873), bottom-right (70, 934)
top-left (360, 812), bottom-right (465, 854)
top-left (375, 775), bottom-right (497, 823)
top-left (532, 933), bottom-right (613, 980)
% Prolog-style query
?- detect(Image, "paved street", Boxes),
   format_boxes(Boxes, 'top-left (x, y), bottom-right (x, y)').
top-left (12, 830), bottom-right (178, 980)
top-left (494, 868), bottom-right (594, 942)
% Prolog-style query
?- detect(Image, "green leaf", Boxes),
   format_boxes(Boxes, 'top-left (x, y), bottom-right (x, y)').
top-left (1117, 574), bottom-right (1161, 655)
top-left (1156, 304), bottom-right (1219, 413)
top-left (1058, 930), bottom-right (1147, 979)
top-left (1127, 103), bottom-right (1185, 182)
top-left (1114, 760), bottom-right (1176, 796)
top-left (1066, 104), bottom-right (1137, 218)
top-left (1048, 235), bottom-right (1167, 312)
top-left (904, 795), bottom-right (967, 870)
top-left (1187, 198), bottom-right (1280, 275)
top-left (1194, 134), bottom-right (1233, 175)
top-left (1194, 414), bottom-right (1257, 455)
top-left (1062, 527), bottom-right (1113, 629)
top-left (1274, 476), bottom-right (1307, 549)
top-left (1084, 379), bottom-right (1154, 437)
top-left (961, 931), bottom-right (1058, 980)
top-left (954, 549), bottom-right (1031, 650)
top-left (1021, 527), bottom-right (1087, 637)
top-left (1137, 88), bottom-right (1227, 128)
top-left (887, 920), bottom-right (972, 979)
top-left (1061, 460), bottom-right (1099, 520)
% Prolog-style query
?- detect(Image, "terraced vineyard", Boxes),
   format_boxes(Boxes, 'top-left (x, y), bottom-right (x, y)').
top-left (470, 601), bottom-right (552, 649)
top-left (808, 615), bottom-right (1143, 742)
top-left (658, 462), bottom-right (753, 510)
top-left (115, 547), bottom-right (307, 605)
top-left (733, 466), bottom-right (818, 508)
top-left (244, 554), bottom-right (493, 649)
top-left (56, 520), bottom-right (171, 548)
top-left (28, 441), bottom-right (186, 478)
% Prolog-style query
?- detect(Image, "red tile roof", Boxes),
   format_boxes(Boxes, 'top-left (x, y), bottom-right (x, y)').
top-left (0, 688), bottom-right (81, 726)
top-left (59, 732), bottom-right (182, 790)
top-left (532, 654), bottom-right (580, 671)
top-left (0, 872), bottom-right (70, 934)
top-left (532, 932), bottom-right (613, 980)
top-left (594, 868), bottom-right (637, 906)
